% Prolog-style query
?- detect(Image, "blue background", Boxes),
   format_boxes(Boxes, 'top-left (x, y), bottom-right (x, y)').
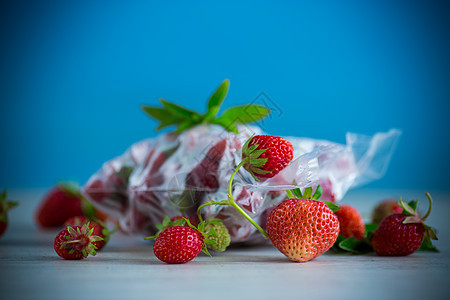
top-left (1, 0), bottom-right (449, 190)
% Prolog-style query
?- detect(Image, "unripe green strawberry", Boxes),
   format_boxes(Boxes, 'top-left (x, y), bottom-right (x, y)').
top-left (206, 222), bottom-right (231, 252)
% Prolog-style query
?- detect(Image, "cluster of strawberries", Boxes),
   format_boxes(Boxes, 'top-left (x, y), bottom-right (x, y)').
top-left (141, 134), bottom-right (438, 264)
top-left (34, 183), bottom-right (113, 260)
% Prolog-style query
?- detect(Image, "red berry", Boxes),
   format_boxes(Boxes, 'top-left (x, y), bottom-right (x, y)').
top-left (370, 193), bottom-right (437, 256)
top-left (153, 226), bottom-right (203, 264)
top-left (64, 216), bottom-right (110, 251)
top-left (267, 198), bottom-right (340, 262)
top-left (370, 214), bottom-right (424, 256)
top-left (242, 135), bottom-right (293, 180)
top-left (334, 205), bottom-right (365, 240)
top-left (36, 183), bottom-right (108, 228)
top-left (54, 224), bottom-right (104, 260)
top-left (36, 186), bottom-right (83, 228)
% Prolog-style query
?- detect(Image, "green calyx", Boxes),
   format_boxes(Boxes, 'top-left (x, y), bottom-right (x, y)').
top-left (0, 189), bottom-right (18, 223)
top-left (144, 216), bottom-right (228, 256)
top-left (141, 79), bottom-right (271, 134)
top-left (61, 223), bottom-right (104, 258)
top-left (241, 135), bottom-right (271, 181)
top-left (400, 192), bottom-right (438, 245)
top-left (286, 185), bottom-right (339, 212)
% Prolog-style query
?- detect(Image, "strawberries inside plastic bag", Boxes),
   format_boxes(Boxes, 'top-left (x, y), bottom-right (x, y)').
top-left (83, 125), bottom-right (401, 244)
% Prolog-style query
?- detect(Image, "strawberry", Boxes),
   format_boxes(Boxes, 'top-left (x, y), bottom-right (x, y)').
top-left (64, 216), bottom-right (111, 251)
top-left (54, 223), bottom-right (104, 260)
top-left (370, 193), bottom-right (438, 256)
top-left (152, 226), bottom-right (203, 264)
top-left (242, 135), bottom-right (293, 180)
top-left (334, 204), bottom-right (365, 240)
top-left (371, 198), bottom-right (403, 224)
top-left (267, 187), bottom-right (340, 262)
top-left (36, 182), bottom-right (106, 228)
top-left (0, 190), bottom-right (18, 238)
top-left (204, 220), bottom-right (231, 252)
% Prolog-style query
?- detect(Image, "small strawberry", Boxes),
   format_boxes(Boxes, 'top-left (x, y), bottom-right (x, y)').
top-left (371, 198), bottom-right (403, 224)
top-left (267, 187), bottom-right (340, 262)
top-left (242, 135), bottom-right (294, 180)
top-left (152, 226), bottom-right (203, 264)
top-left (64, 216), bottom-right (111, 251)
top-left (0, 190), bottom-right (18, 238)
top-left (54, 223), bottom-right (104, 260)
top-left (204, 220), bottom-right (231, 252)
top-left (334, 204), bottom-right (365, 240)
top-left (36, 182), bottom-right (106, 228)
top-left (370, 193), bottom-right (438, 256)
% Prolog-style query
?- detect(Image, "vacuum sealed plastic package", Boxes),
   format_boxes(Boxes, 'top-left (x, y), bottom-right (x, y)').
top-left (83, 125), bottom-right (401, 244)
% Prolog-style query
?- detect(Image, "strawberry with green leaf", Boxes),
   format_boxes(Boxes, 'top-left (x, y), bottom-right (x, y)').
top-left (370, 193), bottom-right (438, 256)
top-left (267, 187), bottom-right (340, 262)
top-left (141, 79), bottom-right (271, 134)
top-left (145, 216), bottom-right (229, 263)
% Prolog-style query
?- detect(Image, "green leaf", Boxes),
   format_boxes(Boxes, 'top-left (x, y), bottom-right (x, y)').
top-left (207, 79), bottom-right (229, 111)
top-left (303, 187), bottom-right (313, 199)
top-left (220, 104), bottom-right (270, 124)
top-left (204, 239), bottom-right (217, 245)
top-left (210, 117), bottom-right (239, 134)
top-left (291, 188), bottom-right (303, 198)
top-left (408, 200), bottom-right (418, 211)
top-left (286, 190), bottom-right (296, 199)
top-left (323, 201), bottom-right (339, 213)
top-left (175, 119), bottom-right (197, 133)
top-left (249, 158), bottom-right (268, 167)
top-left (338, 237), bottom-right (373, 254)
top-left (142, 105), bottom-right (184, 131)
top-left (250, 167), bottom-right (271, 175)
top-left (160, 99), bottom-right (199, 119)
top-left (248, 148), bottom-right (267, 159)
top-left (399, 199), bottom-right (416, 216)
top-left (312, 185), bottom-right (322, 200)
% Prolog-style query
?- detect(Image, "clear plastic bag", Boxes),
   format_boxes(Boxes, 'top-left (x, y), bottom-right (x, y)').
top-left (83, 125), bottom-right (401, 244)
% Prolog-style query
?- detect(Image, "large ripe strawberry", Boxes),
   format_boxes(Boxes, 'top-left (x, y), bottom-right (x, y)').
top-left (152, 226), bottom-right (203, 264)
top-left (334, 204), bottom-right (365, 240)
top-left (36, 182), bottom-right (105, 228)
top-left (0, 190), bottom-right (18, 238)
top-left (370, 193), bottom-right (437, 256)
top-left (267, 187), bottom-right (340, 262)
top-left (54, 223), bottom-right (104, 260)
top-left (371, 198), bottom-right (403, 224)
top-left (242, 135), bottom-right (293, 180)
top-left (64, 216), bottom-right (111, 251)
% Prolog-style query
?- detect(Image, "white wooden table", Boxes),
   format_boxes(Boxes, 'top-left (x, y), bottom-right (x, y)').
top-left (1, 188), bottom-right (449, 300)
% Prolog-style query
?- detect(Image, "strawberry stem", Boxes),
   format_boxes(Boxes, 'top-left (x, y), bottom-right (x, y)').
top-left (422, 192), bottom-right (433, 222)
top-left (196, 157), bottom-right (269, 239)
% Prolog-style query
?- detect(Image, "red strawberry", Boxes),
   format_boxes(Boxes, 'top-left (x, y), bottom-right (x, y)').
top-left (0, 190), bottom-right (18, 238)
top-left (54, 223), bottom-right (104, 260)
top-left (267, 196), bottom-right (340, 262)
top-left (242, 135), bottom-right (293, 180)
top-left (370, 193), bottom-right (437, 256)
top-left (36, 182), bottom-right (106, 228)
top-left (152, 226), bottom-right (203, 264)
top-left (64, 216), bottom-right (110, 251)
top-left (334, 205), bottom-right (365, 240)
top-left (371, 198), bottom-right (403, 224)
